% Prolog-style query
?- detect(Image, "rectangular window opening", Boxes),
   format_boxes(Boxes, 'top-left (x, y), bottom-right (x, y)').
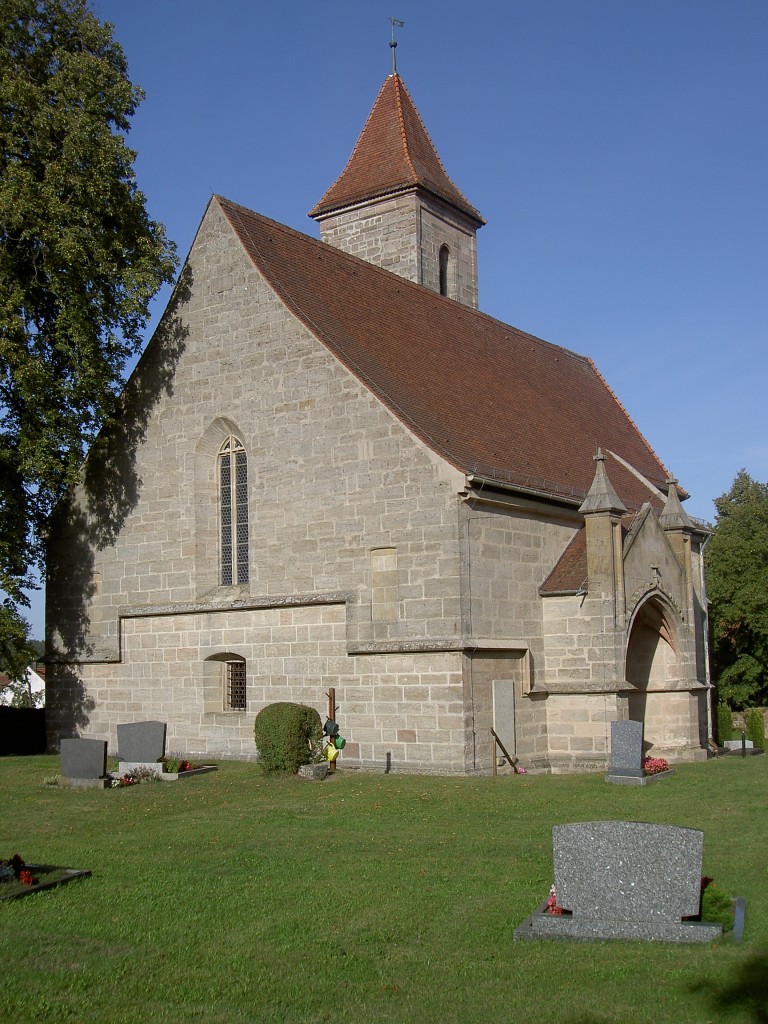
top-left (226, 661), bottom-right (247, 711)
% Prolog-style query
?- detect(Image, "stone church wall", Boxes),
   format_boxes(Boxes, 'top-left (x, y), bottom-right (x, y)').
top-left (46, 201), bottom-right (469, 769)
top-left (47, 602), bottom-right (466, 770)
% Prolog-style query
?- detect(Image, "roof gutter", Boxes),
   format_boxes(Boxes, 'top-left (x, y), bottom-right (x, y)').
top-left (465, 474), bottom-right (584, 510)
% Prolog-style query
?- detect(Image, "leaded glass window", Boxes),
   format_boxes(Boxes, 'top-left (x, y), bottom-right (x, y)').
top-left (219, 436), bottom-right (249, 585)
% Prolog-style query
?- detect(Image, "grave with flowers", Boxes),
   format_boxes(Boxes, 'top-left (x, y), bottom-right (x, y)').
top-left (0, 854), bottom-right (91, 901)
top-left (514, 820), bottom-right (743, 943)
top-left (605, 720), bottom-right (673, 785)
top-left (112, 721), bottom-right (217, 784)
top-left (54, 727), bottom-right (216, 788)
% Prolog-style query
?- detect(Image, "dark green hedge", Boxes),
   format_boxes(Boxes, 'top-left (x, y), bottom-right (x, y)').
top-left (253, 702), bottom-right (322, 773)
top-left (745, 708), bottom-right (765, 750)
top-left (717, 703), bottom-right (733, 744)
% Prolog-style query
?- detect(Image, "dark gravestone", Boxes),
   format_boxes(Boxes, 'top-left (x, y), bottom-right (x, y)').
top-left (606, 719), bottom-right (645, 784)
top-left (117, 721), bottom-right (166, 763)
top-left (60, 738), bottom-right (107, 780)
top-left (514, 820), bottom-right (722, 943)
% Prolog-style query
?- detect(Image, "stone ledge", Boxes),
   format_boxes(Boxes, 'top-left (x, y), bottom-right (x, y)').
top-left (513, 900), bottom-right (723, 944)
top-left (605, 768), bottom-right (675, 786)
top-left (57, 777), bottom-right (111, 789)
top-left (119, 591), bottom-right (350, 619)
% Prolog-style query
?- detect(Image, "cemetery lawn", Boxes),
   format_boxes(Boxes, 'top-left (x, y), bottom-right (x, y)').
top-left (2, 756), bottom-right (766, 1024)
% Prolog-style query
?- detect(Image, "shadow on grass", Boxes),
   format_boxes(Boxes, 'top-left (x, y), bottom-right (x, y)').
top-left (562, 955), bottom-right (768, 1024)
top-left (691, 952), bottom-right (768, 1023)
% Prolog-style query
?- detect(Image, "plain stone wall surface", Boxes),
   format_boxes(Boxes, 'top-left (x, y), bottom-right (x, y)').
top-left (48, 604), bottom-right (466, 769)
top-left (463, 501), bottom-right (578, 643)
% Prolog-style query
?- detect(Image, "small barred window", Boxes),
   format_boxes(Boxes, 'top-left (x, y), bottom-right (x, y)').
top-left (226, 660), bottom-right (247, 711)
top-left (219, 435), bottom-right (249, 585)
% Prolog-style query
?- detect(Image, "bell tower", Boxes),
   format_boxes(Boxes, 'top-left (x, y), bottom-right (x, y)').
top-left (309, 75), bottom-right (485, 308)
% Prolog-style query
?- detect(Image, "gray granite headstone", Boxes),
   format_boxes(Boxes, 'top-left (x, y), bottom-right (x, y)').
top-left (514, 820), bottom-right (722, 943)
top-left (608, 720), bottom-right (644, 777)
top-left (60, 738), bottom-right (107, 779)
top-left (117, 721), bottom-right (166, 763)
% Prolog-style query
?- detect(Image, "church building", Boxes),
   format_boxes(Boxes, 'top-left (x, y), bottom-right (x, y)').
top-left (45, 73), bottom-right (711, 773)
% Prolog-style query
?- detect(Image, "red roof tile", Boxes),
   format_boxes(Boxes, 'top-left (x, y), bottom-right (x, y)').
top-left (218, 197), bottom-right (672, 511)
top-left (539, 529), bottom-right (588, 594)
top-left (309, 75), bottom-right (484, 224)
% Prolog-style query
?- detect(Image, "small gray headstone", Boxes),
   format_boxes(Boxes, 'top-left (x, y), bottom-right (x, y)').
top-left (607, 719), bottom-right (644, 780)
top-left (60, 738), bottom-right (107, 779)
top-left (117, 721), bottom-right (166, 763)
top-left (514, 820), bottom-right (722, 943)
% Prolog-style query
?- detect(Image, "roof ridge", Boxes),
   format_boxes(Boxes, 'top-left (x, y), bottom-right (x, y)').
top-left (585, 356), bottom-right (670, 485)
top-left (394, 75), bottom-right (418, 183)
top-left (307, 79), bottom-right (390, 219)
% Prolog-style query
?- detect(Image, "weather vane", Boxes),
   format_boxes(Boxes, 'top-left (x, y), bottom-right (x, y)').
top-left (389, 17), bottom-right (404, 75)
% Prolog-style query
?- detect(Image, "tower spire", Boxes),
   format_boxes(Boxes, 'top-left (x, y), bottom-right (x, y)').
top-left (389, 17), bottom-right (404, 75)
top-left (309, 71), bottom-right (483, 306)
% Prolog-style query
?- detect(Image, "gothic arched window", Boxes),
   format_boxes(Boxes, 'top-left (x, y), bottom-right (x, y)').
top-left (439, 244), bottom-right (450, 296)
top-left (219, 435), bottom-right (249, 585)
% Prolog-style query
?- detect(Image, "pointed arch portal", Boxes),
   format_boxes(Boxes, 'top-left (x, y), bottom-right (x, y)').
top-left (625, 596), bottom-right (682, 752)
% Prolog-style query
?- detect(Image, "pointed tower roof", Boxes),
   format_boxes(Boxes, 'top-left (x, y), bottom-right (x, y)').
top-left (659, 478), bottom-right (695, 531)
top-left (309, 74), bottom-right (484, 225)
top-left (579, 449), bottom-right (628, 515)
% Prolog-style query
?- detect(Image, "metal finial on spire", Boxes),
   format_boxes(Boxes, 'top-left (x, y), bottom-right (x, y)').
top-left (389, 17), bottom-right (404, 75)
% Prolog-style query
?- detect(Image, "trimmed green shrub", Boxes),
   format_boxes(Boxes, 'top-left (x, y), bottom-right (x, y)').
top-left (745, 708), bottom-right (765, 750)
top-left (254, 702), bottom-right (322, 773)
top-left (717, 703), bottom-right (734, 744)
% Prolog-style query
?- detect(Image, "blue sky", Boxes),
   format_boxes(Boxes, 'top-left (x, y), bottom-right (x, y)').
top-left (26, 0), bottom-right (768, 635)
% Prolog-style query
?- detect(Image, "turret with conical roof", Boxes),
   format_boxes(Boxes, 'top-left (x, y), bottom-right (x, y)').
top-left (579, 449), bottom-right (627, 607)
top-left (309, 74), bottom-right (484, 307)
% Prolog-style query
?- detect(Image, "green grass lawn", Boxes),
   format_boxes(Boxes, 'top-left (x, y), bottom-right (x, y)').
top-left (1, 754), bottom-right (767, 1024)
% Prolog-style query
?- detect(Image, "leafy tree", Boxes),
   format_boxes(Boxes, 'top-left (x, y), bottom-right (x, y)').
top-left (0, 0), bottom-right (177, 676)
top-left (705, 470), bottom-right (768, 707)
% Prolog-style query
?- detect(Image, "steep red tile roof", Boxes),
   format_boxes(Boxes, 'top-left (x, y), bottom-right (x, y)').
top-left (539, 529), bottom-right (588, 595)
top-left (309, 75), bottom-right (484, 225)
top-left (218, 197), bottom-right (672, 511)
